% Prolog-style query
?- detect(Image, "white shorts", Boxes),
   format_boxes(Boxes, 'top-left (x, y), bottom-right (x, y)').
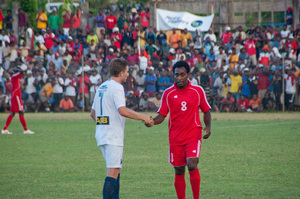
top-left (100, 145), bottom-right (123, 168)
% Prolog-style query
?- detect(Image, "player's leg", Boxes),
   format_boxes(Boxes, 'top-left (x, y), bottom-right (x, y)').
top-left (101, 145), bottom-right (123, 199)
top-left (186, 139), bottom-right (202, 199)
top-left (2, 112), bottom-right (15, 134)
top-left (19, 111), bottom-right (28, 131)
top-left (170, 144), bottom-right (187, 199)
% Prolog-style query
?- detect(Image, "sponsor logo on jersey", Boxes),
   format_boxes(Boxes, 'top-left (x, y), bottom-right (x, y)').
top-left (97, 116), bottom-right (110, 125)
top-left (192, 150), bottom-right (196, 153)
top-left (174, 95), bottom-right (178, 98)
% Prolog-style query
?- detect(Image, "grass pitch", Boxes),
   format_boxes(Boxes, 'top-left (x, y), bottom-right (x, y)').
top-left (0, 112), bottom-right (299, 199)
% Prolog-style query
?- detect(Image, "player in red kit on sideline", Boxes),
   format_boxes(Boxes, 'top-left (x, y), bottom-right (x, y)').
top-left (1, 63), bottom-right (35, 135)
top-left (145, 60), bottom-right (211, 199)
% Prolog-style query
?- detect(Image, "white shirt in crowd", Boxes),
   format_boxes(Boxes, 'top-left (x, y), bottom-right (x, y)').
top-left (35, 35), bottom-right (45, 44)
top-left (26, 76), bottom-right (37, 94)
top-left (189, 77), bottom-right (198, 85)
top-left (204, 33), bottom-right (217, 43)
top-left (135, 74), bottom-right (146, 91)
top-left (38, 73), bottom-right (48, 84)
top-left (64, 78), bottom-right (77, 97)
top-left (89, 74), bottom-right (101, 93)
top-left (139, 56), bottom-right (147, 72)
top-left (54, 77), bottom-right (64, 93)
top-left (92, 79), bottom-right (126, 147)
top-left (284, 74), bottom-right (296, 94)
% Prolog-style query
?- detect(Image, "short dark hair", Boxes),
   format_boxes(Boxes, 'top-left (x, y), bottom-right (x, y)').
top-left (109, 58), bottom-right (128, 77)
top-left (172, 61), bottom-right (190, 74)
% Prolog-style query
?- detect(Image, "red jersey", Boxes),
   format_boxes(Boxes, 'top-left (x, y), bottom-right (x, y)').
top-left (11, 73), bottom-right (22, 98)
top-left (237, 98), bottom-right (249, 109)
top-left (158, 81), bottom-right (211, 145)
top-left (244, 40), bottom-right (257, 56)
top-left (105, 16), bottom-right (117, 29)
top-left (111, 33), bottom-right (122, 49)
top-left (220, 32), bottom-right (232, 44)
top-left (44, 33), bottom-right (55, 49)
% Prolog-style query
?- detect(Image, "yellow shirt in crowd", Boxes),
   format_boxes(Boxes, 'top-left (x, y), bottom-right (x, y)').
top-left (36, 13), bottom-right (48, 29)
top-left (230, 74), bottom-right (242, 93)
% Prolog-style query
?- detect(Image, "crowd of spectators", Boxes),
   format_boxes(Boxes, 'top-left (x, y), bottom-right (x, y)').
top-left (0, 5), bottom-right (300, 113)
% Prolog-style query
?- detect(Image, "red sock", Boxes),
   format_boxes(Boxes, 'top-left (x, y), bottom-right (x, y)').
top-left (3, 115), bottom-right (14, 130)
top-left (19, 115), bottom-right (28, 131)
top-left (174, 174), bottom-right (186, 199)
top-left (189, 169), bottom-right (200, 199)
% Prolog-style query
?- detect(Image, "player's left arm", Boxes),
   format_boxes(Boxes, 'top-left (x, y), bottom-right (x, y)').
top-left (203, 110), bottom-right (211, 139)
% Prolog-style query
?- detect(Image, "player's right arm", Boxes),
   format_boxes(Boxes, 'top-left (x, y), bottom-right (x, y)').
top-left (153, 113), bottom-right (166, 125)
top-left (90, 109), bottom-right (96, 122)
top-left (118, 106), bottom-right (152, 124)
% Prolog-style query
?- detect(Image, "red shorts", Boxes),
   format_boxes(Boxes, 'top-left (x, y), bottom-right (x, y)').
top-left (10, 96), bottom-right (24, 113)
top-left (169, 139), bottom-right (202, 167)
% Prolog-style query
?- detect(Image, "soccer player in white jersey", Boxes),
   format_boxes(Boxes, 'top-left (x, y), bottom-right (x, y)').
top-left (90, 58), bottom-right (153, 199)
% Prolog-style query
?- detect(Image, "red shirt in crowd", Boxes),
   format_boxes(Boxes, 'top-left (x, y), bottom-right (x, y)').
top-left (140, 11), bottom-right (150, 28)
top-left (220, 32), bottom-right (232, 44)
top-left (44, 33), bottom-right (55, 49)
top-left (77, 75), bottom-right (89, 94)
top-left (105, 16), bottom-right (117, 30)
top-left (111, 33), bottom-right (122, 50)
top-left (158, 81), bottom-right (211, 145)
top-left (63, 14), bottom-right (72, 28)
top-left (255, 72), bottom-right (270, 90)
top-left (244, 39), bottom-right (257, 56)
top-left (237, 98), bottom-right (249, 109)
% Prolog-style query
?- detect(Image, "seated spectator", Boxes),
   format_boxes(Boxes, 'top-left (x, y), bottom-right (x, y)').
top-left (249, 94), bottom-right (262, 112)
top-left (139, 92), bottom-right (149, 112)
top-left (220, 92), bottom-right (235, 112)
top-left (0, 87), bottom-right (9, 112)
top-left (37, 78), bottom-right (56, 112)
top-left (57, 94), bottom-right (75, 112)
top-left (236, 95), bottom-right (250, 112)
top-left (148, 91), bottom-right (162, 112)
top-left (126, 91), bottom-right (138, 111)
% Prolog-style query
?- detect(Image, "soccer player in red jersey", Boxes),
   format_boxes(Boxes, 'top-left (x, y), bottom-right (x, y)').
top-left (146, 60), bottom-right (211, 199)
top-left (1, 64), bottom-right (35, 135)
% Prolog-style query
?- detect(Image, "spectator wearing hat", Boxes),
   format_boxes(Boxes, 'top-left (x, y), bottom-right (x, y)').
top-left (48, 8), bottom-right (60, 35)
top-left (63, 9), bottom-right (72, 36)
top-left (129, 8), bottom-right (139, 29)
top-left (140, 8), bottom-right (150, 31)
top-left (220, 26), bottom-right (232, 44)
top-left (105, 11), bottom-right (117, 35)
top-left (126, 90), bottom-right (138, 111)
top-left (36, 8), bottom-right (47, 31)
top-left (106, 48), bottom-right (117, 61)
top-left (259, 45), bottom-right (270, 66)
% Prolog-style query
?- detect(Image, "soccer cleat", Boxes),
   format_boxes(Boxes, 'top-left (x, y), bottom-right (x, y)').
top-left (1, 129), bottom-right (13, 134)
top-left (24, 129), bottom-right (35, 134)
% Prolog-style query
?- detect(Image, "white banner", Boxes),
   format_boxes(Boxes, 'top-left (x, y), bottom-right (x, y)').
top-left (156, 9), bottom-right (214, 32)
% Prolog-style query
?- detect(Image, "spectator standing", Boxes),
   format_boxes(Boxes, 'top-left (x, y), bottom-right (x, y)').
top-left (105, 12), bottom-right (117, 35)
top-left (95, 9), bottom-right (106, 40)
top-left (129, 8), bottom-right (139, 29)
top-left (284, 67), bottom-right (296, 110)
top-left (157, 29), bottom-right (167, 46)
top-left (220, 26), bottom-right (232, 44)
top-left (64, 73), bottom-right (77, 105)
top-left (111, 27), bottom-right (122, 51)
top-left (168, 28), bottom-right (181, 48)
top-left (87, 11), bottom-right (95, 32)
top-left (0, 9), bottom-right (3, 30)
top-left (18, 9), bottom-right (28, 37)
top-left (5, 10), bottom-right (13, 31)
top-left (123, 68), bottom-right (136, 93)
top-left (48, 8), bottom-right (60, 35)
top-left (180, 28), bottom-right (192, 47)
top-left (204, 29), bottom-right (217, 44)
top-left (62, 9), bottom-right (72, 36)
top-left (244, 34), bottom-right (257, 67)
top-left (135, 69), bottom-right (145, 91)
top-left (140, 8), bottom-right (150, 31)
top-left (117, 11), bottom-right (126, 32)
top-left (36, 8), bottom-right (47, 31)
top-left (72, 9), bottom-right (81, 35)
top-left (254, 64), bottom-right (270, 101)
top-left (145, 67), bottom-right (157, 97)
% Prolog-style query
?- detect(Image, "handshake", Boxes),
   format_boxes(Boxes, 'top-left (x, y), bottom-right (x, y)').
top-left (143, 116), bottom-right (154, 127)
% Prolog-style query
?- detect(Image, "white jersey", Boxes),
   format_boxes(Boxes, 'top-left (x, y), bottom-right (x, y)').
top-left (92, 79), bottom-right (126, 147)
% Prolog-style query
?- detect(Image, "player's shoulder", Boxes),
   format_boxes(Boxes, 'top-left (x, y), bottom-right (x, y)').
top-left (189, 83), bottom-right (205, 93)
top-left (162, 84), bottom-right (176, 95)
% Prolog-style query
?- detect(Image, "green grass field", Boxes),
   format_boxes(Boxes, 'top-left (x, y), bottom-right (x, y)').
top-left (0, 112), bottom-right (300, 199)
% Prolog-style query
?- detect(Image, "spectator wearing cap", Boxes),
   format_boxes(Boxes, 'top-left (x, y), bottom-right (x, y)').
top-left (126, 90), bottom-right (138, 111)
top-left (105, 11), bottom-right (117, 35)
top-left (168, 28), bottom-right (181, 48)
top-left (145, 66), bottom-right (157, 97)
top-left (66, 36), bottom-right (75, 55)
top-left (63, 9), bottom-right (72, 36)
top-left (259, 45), bottom-right (270, 66)
top-left (117, 11), bottom-right (126, 32)
top-left (220, 26), bottom-right (232, 44)
top-left (36, 8), bottom-right (47, 31)
top-left (95, 9), bottom-right (106, 40)
top-left (129, 8), bottom-right (139, 29)
top-left (57, 94), bottom-right (75, 112)
top-left (48, 8), bottom-right (60, 35)
top-left (140, 8), bottom-right (150, 31)
top-left (53, 53), bottom-right (63, 72)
